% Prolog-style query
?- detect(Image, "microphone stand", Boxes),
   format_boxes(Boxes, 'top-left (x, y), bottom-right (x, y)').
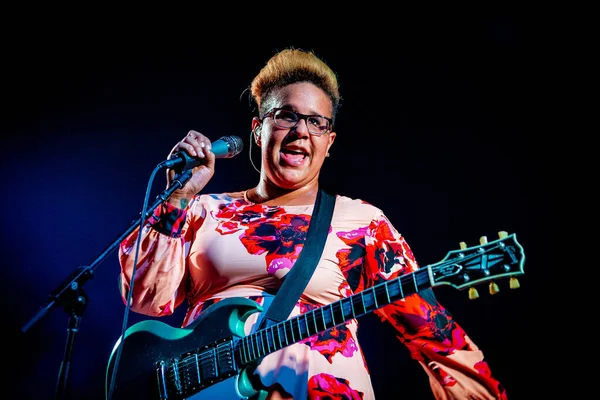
top-left (21, 169), bottom-right (193, 400)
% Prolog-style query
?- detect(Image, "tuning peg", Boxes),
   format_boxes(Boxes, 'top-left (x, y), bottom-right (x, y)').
top-left (459, 241), bottom-right (467, 250)
top-left (498, 231), bottom-right (508, 238)
top-left (480, 236), bottom-right (488, 245)
top-left (509, 277), bottom-right (520, 289)
top-left (468, 287), bottom-right (479, 300)
top-left (489, 281), bottom-right (500, 295)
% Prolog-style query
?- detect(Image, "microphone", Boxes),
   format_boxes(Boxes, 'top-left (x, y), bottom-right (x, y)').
top-left (158, 135), bottom-right (244, 170)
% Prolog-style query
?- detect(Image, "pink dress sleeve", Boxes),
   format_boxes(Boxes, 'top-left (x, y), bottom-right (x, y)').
top-left (360, 210), bottom-right (507, 399)
top-left (118, 201), bottom-right (198, 317)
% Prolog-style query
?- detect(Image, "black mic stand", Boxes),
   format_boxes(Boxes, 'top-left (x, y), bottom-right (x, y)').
top-left (21, 169), bottom-right (193, 400)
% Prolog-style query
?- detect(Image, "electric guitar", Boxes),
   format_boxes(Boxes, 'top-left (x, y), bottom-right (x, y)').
top-left (106, 231), bottom-right (525, 400)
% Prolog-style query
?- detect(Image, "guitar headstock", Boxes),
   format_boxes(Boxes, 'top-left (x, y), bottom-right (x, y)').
top-left (430, 231), bottom-right (525, 299)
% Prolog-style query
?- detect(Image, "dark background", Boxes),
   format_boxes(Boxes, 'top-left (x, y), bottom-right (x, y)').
top-left (3, 17), bottom-right (551, 399)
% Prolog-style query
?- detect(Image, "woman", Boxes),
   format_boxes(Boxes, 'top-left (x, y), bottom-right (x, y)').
top-left (117, 48), bottom-right (506, 399)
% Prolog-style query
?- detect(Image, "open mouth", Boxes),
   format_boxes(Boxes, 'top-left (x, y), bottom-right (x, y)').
top-left (280, 148), bottom-right (308, 166)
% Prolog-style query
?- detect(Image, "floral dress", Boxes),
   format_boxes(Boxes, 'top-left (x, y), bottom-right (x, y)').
top-left (118, 192), bottom-right (506, 399)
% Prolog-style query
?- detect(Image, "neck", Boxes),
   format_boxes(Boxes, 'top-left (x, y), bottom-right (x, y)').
top-left (248, 180), bottom-right (320, 206)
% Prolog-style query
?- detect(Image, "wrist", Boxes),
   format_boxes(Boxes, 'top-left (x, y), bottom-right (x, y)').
top-left (148, 201), bottom-right (188, 237)
top-left (167, 194), bottom-right (192, 210)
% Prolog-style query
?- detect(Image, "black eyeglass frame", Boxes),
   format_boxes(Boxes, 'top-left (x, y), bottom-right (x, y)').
top-left (260, 107), bottom-right (334, 135)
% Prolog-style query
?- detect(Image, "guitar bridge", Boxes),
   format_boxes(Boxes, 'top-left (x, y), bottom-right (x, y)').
top-left (156, 336), bottom-right (239, 398)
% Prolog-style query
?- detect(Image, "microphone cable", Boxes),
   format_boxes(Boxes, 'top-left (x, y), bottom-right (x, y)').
top-left (105, 164), bottom-right (162, 400)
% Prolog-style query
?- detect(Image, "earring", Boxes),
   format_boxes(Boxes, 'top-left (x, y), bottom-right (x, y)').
top-left (326, 152), bottom-right (330, 157)
top-left (253, 128), bottom-right (261, 146)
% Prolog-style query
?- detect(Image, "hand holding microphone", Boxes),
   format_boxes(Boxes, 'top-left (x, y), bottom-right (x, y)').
top-left (162, 131), bottom-right (243, 207)
top-left (159, 134), bottom-right (244, 170)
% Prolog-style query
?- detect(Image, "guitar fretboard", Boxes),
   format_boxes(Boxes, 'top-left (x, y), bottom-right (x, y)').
top-left (236, 267), bottom-right (431, 365)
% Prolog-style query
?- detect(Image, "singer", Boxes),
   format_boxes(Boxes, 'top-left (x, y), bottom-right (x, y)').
top-left (116, 48), bottom-right (507, 399)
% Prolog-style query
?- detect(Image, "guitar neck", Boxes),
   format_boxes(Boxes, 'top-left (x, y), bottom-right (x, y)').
top-left (235, 233), bottom-right (524, 366)
top-left (236, 267), bottom-right (432, 366)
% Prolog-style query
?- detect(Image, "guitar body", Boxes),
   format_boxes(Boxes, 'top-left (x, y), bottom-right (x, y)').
top-left (106, 297), bottom-right (267, 400)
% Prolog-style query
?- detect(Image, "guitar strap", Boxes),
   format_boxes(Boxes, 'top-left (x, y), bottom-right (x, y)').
top-left (257, 188), bottom-right (336, 330)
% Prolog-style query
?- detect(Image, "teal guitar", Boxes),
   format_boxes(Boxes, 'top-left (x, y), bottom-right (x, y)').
top-left (106, 231), bottom-right (525, 400)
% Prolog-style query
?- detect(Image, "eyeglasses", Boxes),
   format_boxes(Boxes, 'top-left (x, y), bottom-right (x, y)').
top-left (262, 108), bottom-right (333, 135)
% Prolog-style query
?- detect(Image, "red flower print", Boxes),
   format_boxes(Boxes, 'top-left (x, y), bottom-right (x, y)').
top-left (336, 228), bottom-right (367, 292)
top-left (366, 217), bottom-right (407, 277)
top-left (307, 373), bottom-right (364, 399)
top-left (300, 325), bottom-right (358, 363)
top-left (212, 202), bottom-right (314, 273)
top-left (240, 213), bottom-right (311, 274)
top-left (338, 281), bottom-right (353, 298)
top-left (212, 201), bottom-right (285, 234)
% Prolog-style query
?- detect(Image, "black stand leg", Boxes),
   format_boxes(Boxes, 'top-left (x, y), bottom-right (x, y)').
top-left (55, 288), bottom-right (88, 400)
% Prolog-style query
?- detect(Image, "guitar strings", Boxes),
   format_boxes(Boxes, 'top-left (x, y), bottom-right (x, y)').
top-left (163, 269), bottom-right (430, 386)
top-left (161, 244), bottom-right (505, 393)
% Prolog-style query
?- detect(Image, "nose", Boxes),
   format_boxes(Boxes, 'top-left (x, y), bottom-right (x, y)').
top-left (291, 116), bottom-right (311, 137)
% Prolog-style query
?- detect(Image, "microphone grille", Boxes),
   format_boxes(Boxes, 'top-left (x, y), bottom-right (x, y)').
top-left (221, 135), bottom-right (244, 158)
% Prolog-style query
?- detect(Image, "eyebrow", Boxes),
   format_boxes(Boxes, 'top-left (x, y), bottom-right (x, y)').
top-left (279, 105), bottom-right (329, 118)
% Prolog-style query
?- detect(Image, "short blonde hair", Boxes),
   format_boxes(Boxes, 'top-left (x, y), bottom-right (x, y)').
top-left (250, 48), bottom-right (341, 124)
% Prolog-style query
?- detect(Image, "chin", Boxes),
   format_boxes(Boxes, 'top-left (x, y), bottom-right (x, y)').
top-left (274, 171), bottom-right (311, 188)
